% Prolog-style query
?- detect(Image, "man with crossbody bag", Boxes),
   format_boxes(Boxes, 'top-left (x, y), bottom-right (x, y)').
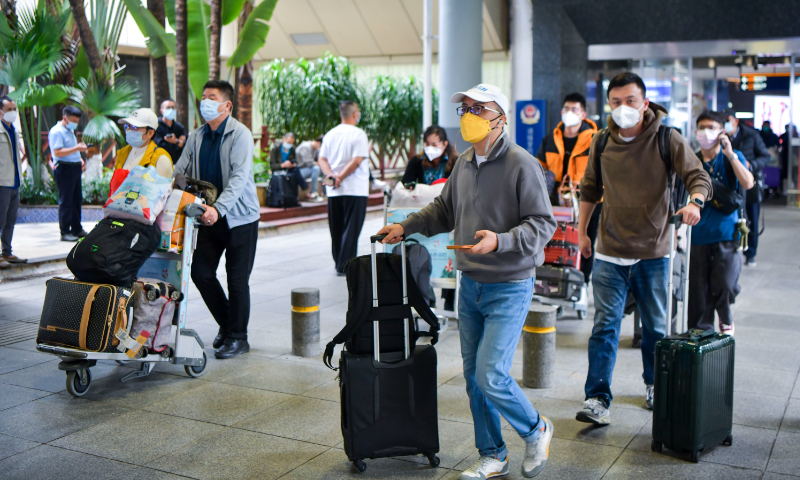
top-left (688, 111), bottom-right (754, 335)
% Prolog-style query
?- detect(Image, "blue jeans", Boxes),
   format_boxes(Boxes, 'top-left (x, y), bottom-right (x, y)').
top-left (459, 275), bottom-right (543, 459)
top-left (585, 258), bottom-right (669, 407)
top-left (299, 165), bottom-right (320, 194)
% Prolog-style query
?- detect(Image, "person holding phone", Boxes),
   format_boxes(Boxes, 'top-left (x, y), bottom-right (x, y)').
top-left (378, 84), bottom-right (557, 479)
top-left (155, 98), bottom-right (187, 164)
top-left (49, 105), bottom-right (88, 242)
top-left (690, 111), bottom-right (754, 336)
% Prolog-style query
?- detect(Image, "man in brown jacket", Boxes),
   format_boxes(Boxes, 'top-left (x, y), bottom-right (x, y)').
top-left (576, 72), bottom-right (712, 425)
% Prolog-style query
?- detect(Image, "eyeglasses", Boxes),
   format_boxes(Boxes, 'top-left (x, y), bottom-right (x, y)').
top-left (123, 124), bottom-right (143, 131)
top-left (562, 106), bottom-right (583, 114)
top-left (456, 105), bottom-right (502, 117)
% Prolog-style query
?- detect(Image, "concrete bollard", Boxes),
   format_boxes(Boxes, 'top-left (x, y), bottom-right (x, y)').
top-left (522, 303), bottom-right (558, 389)
top-left (291, 288), bottom-right (321, 357)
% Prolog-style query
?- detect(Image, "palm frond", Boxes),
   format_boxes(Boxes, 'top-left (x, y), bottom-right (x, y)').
top-left (73, 75), bottom-right (141, 143)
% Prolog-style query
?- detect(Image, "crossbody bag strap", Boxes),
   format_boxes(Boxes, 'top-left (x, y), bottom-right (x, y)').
top-left (112, 297), bottom-right (128, 346)
top-left (79, 285), bottom-right (101, 350)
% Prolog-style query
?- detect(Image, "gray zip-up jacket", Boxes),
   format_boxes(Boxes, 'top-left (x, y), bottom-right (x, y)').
top-left (173, 116), bottom-right (260, 228)
top-left (400, 133), bottom-right (557, 283)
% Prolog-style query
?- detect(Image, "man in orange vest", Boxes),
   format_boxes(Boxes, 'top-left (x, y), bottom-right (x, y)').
top-left (536, 93), bottom-right (599, 281)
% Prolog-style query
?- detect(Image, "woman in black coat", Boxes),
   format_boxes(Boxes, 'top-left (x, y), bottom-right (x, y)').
top-left (402, 125), bottom-right (458, 187)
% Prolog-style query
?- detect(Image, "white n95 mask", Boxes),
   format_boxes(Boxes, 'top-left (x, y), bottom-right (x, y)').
top-left (561, 111), bottom-right (580, 127)
top-left (611, 104), bottom-right (644, 129)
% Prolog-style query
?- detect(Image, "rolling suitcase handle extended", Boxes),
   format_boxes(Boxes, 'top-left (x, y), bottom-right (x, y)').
top-left (370, 234), bottom-right (410, 362)
top-left (665, 214), bottom-right (692, 337)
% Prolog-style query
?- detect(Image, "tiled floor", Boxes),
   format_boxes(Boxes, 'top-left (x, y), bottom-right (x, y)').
top-left (0, 206), bottom-right (798, 479)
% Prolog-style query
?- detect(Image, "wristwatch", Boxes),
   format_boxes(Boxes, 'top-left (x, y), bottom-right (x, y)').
top-left (690, 197), bottom-right (704, 209)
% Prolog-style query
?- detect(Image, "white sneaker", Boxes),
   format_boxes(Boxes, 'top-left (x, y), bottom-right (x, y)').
top-left (458, 456), bottom-right (509, 479)
top-left (575, 398), bottom-right (610, 425)
top-left (645, 384), bottom-right (654, 410)
top-left (719, 321), bottom-right (734, 336)
top-left (371, 178), bottom-right (387, 190)
top-left (522, 416), bottom-right (553, 478)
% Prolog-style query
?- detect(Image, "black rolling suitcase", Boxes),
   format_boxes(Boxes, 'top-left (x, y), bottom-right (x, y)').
top-left (323, 235), bottom-right (440, 473)
top-left (651, 215), bottom-right (735, 462)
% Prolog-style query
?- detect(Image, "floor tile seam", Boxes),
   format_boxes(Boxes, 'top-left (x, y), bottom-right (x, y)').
top-left (273, 447), bottom-right (337, 479)
top-left (44, 443), bottom-right (201, 479)
top-left (0, 391), bottom-right (57, 412)
top-left (0, 359), bottom-right (56, 376)
top-left (225, 424), bottom-right (343, 448)
top-left (0, 378), bottom-right (64, 395)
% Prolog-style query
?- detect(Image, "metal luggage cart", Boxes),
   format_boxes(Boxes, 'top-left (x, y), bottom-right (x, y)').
top-left (531, 205), bottom-right (589, 320)
top-left (37, 204), bottom-right (208, 397)
top-left (383, 190), bottom-right (458, 332)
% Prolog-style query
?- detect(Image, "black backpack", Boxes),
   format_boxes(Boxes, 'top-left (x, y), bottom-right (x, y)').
top-left (392, 239), bottom-right (434, 306)
top-left (67, 218), bottom-right (160, 286)
top-left (267, 172), bottom-right (299, 208)
top-left (594, 124), bottom-right (687, 214)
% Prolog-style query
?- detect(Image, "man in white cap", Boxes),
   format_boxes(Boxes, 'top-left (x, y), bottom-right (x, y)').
top-left (114, 108), bottom-right (174, 177)
top-left (378, 84), bottom-right (557, 479)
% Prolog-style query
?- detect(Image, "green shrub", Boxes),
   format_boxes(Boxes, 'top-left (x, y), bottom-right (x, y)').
top-left (19, 176), bottom-right (58, 205)
top-left (252, 149), bottom-right (271, 184)
top-left (82, 169), bottom-right (113, 205)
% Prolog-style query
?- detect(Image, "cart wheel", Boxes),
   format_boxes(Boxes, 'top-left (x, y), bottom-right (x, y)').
top-left (426, 452), bottom-right (440, 467)
top-left (690, 451), bottom-right (700, 463)
top-left (184, 352), bottom-right (207, 378)
top-left (723, 434), bottom-right (733, 446)
top-left (353, 459), bottom-right (366, 473)
top-left (650, 440), bottom-right (662, 453)
top-left (66, 369), bottom-right (92, 397)
top-left (159, 346), bottom-right (173, 359)
top-left (115, 360), bottom-right (130, 366)
top-left (577, 310), bottom-right (587, 320)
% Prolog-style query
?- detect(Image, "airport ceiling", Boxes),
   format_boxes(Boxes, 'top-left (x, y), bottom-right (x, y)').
top-left (252, 0), bottom-right (508, 62)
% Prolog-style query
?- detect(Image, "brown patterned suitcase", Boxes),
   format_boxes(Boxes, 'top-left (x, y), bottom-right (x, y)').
top-left (37, 278), bottom-right (134, 352)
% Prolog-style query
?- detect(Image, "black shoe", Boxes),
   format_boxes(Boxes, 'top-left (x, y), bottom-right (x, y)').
top-left (212, 332), bottom-right (226, 349)
top-left (76, 230), bottom-right (90, 238)
top-left (61, 233), bottom-right (79, 242)
top-left (336, 270), bottom-right (346, 277)
top-left (215, 338), bottom-right (250, 359)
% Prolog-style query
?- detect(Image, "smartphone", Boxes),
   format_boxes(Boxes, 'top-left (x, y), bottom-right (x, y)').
top-left (322, 176), bottom-right (336, 187)
top-left (447, 245), bottom-right (475, 250)
top-left (165, 133), bottom-right (175, 138)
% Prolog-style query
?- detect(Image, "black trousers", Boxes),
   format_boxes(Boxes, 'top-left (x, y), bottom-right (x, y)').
top-left (191, 218), bottom-right (259, 340)
top-left (580, 203), bottom-right (603, 283)
top-left (53, 162), bottom-right (83, 235)
top-left (328, 195), bottom-right (367, 273)
top-left (745, 200), bottom-right (759, 260)
top-left (687, 240), bottom-right (742, 330)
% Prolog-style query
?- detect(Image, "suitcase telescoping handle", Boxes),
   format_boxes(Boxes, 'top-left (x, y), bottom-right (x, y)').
top-left (369, 234), bottom-right (410, 362)
top-left (666, 214), bottom-right (692, 337)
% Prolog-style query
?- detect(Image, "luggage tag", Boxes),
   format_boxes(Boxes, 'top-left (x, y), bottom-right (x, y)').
top-left (115, 329), bottom-right (151, 357)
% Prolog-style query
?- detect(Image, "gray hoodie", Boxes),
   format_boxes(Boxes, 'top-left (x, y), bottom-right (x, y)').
top-left (173, 116), bottom-right (261, 228)
top-left (400, 133), bottom-right (557, 283)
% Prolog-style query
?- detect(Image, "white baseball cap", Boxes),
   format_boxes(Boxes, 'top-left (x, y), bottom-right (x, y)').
top-left (450, 84), bottom-right (509, 115)
top-left (118, 108), bottom-right (159, 130)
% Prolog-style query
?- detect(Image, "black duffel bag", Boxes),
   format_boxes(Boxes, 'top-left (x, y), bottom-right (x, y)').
top-left (67, 218), bottom-right (160, 286)
top-left (267, 171), bottom-right (299, 208)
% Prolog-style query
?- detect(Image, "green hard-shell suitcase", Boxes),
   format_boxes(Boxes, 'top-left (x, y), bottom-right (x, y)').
top-left (651, 329), bottom-right (735, 462)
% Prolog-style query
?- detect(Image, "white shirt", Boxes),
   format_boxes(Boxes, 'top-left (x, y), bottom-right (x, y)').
top-left (475, 154), bottom-right (487, 166)
top-left (619, 135), bottom-right (636, 142)
top-left (122, 143), bottom-right (173, 178)
top-left (320, 124), bottom-right (370, 197)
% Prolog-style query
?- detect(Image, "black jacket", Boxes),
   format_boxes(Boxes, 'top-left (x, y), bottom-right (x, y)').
top-left (731, 124), bottom-right (770, 175)
top-left (401, 154), bottom-right (452, 185)
top-left (269, 144), bottom-right (296, 172)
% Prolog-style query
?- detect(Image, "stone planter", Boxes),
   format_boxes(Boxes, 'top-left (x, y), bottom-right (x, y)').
top-left (256, 183), bottom-right (269, 207)
top-left (17, 205), bottom-right (104, 224)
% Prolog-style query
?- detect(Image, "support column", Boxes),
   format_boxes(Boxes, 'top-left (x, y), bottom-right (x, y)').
top-left (422, 0), bottom-right (433, 130)
top-left (438, 0), bottom-right (483, 149)
top-left (510, 0), bottom-right (533, 140)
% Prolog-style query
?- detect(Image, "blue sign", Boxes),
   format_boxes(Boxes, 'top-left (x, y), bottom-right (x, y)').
top-left (515, 100), bottom-right (547, 157)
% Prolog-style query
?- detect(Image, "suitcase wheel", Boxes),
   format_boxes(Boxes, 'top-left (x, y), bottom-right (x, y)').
top-left (426, 452), bottom-right (440, 468)
top-left (352, 459), bottom-right (366, 473)
top-left (650, 440), bottom-right (662, 453)
top-left (690, 451), bottom-right (700, 463)
top-left (723, 434), bottom-right (733, 446)
top-left (66, 369), bottom-right (92, 397)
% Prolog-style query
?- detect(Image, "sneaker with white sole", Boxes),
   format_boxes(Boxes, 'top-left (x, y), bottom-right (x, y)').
top-left (458, 455), bottom-right (509, 480)
top-left (575, 398), bottom-right (610, 425)
top-left (522, 416), bottom-right (553, 478)
top-left (645, 384), bottom-right (654, 410)
top-left (719, 321), bottom-right (734, 336)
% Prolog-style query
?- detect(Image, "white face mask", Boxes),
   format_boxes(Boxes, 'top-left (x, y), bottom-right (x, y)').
top-left (424, 146), bottom-right (443, 160)
top-left (724, 121), bottom-right (735, 134)
top-left (696, 129), bottom-right (721, 150)
top-left (611, 104), bottom-right (645, 129)
top-left (2, 110), bottom-right (17, 124)
top-left (561, 111), bottom-right (581, 127)
top-left (282, 142), bottom-right (293, 151)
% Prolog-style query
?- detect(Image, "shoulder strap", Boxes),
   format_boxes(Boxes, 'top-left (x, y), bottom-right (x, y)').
top-left (657, 125), bottom-right (673, 192)
top-left (593, 128), bottom-right (610, 189)
top-left (79, 285), bottom-right (101, 350)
